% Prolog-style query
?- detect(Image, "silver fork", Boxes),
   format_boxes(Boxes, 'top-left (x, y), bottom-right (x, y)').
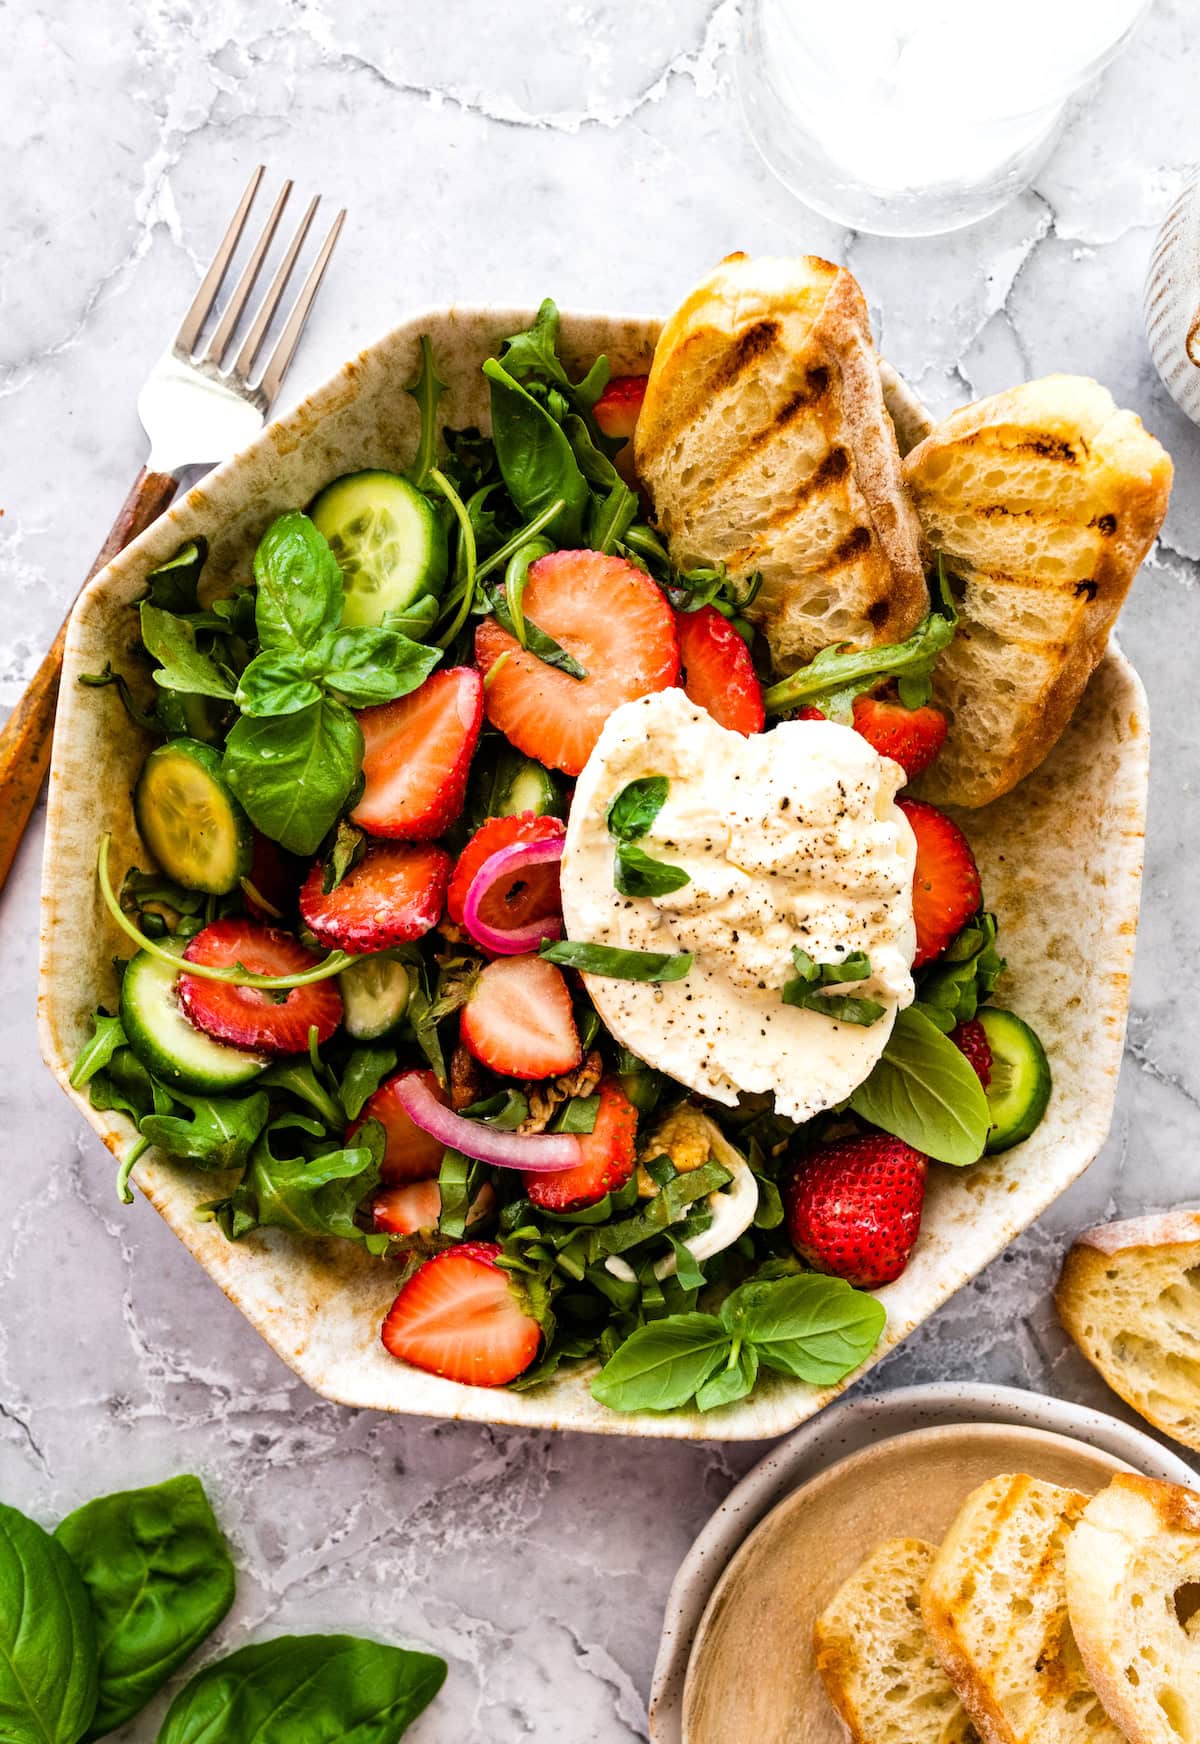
top-left (0, 166), bottom-right (346, 895)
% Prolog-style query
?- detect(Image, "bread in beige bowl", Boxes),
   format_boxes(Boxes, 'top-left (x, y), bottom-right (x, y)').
top-left (633, 251), bottom-right (928, 670)
top-left (922, 1473), bottom-right (1123, 1743)
top-left (1056, 1210), bottom-right (1200, 1454)
top-left (904, 375), bottom-right (1172, 808)
top-left (814, 1536), bottom-right (979, 1744)
top-left (1065, 1472), bottom-right (1200, 1744)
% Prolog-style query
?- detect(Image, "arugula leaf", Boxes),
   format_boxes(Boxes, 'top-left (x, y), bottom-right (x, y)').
top-left (780, 947), bottom-right (885, 1027)
top-left (140, 604), bottom-right (235, 700)
top-left (338, 1045), bottom-right (398, 1121)
top-left (70, 1010), bottom-right (129, 1089)
top-left (498, 298), bottom-right (610, 422)
top-left (144, 538), bottom-right (209, 612)
top-left (589, 480), bottom-right (638, 554)
top-left (849, 1003), bottom-right (990, 1165)
top-left (540, 940), bottom-right (693, 982)
top-left (313, 627), bottom-right (441, 707)
top-left (916, 912), bottom-right (1005, 1032)
top-left (156, 1634), bottom-right (446, 1744)
top-left (222, 698), bottom-right (363, 856)
top-left (78, 663), bottom-right (164, 733)
top-left (55, 1475), bottom-right (234, 1740)
top-left (483, 359), bottom-right (589, 543)
top-left (720, 1273), bottom-right (886, 1384)
top-left (323, 818), bottom-right (367, 894)
top-left (606, 777), bottom-right (668, 841)
top-left (487, 572), bottom-right (587, 681)
top-left (0, 1500), bottom-right (98, 1744)
top-left (140, 1089), bottom-right (270, 1171)
top-left (696, 1343), bottom-right (758, 1412)
top-left (589, 1313), bottom-right (730, 1411)
top-left (437, 1149), bottom-right (480, 1239)
top-left (613, 842), bottom-right (691, 899)
top-left (235, 647), bottom-right (323, 716)
top-left (252, 512), bottom-right (343, 652)
top-left (210, 1118), bottom-right (386, 1251)
top-left (405, 334), bottom-right (446, 491)
top-left (87, 1045), bottom-right (173, 1125)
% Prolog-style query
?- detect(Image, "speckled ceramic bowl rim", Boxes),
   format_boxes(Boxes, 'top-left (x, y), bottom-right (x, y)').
top-left (648, 1381), bottom-right (1199, 1741)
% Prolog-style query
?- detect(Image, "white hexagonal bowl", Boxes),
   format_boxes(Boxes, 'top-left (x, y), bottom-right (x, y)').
top-left (38, 306), bottom-right (1149, 1438)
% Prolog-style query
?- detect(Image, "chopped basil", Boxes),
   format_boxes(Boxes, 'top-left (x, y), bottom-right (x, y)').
top-left (780, 946), bottom-right (885, 1027)
top-left (539, 940), bottom-right (693, 982)
top-left (606, 777), bottom-right (669, 841)
top-left (606, 776), bottom-right (690, 898)
top-left (613, 842), bottom-right (691, 899)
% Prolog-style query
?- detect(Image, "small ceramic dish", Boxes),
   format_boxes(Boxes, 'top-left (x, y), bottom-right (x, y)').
top-left (40, 310), bottom-right (1148, 1439)
top-left (649, 1382), bottom-right (1198, 1740)
top-left (1146, 170), bottom-right (1200, 422)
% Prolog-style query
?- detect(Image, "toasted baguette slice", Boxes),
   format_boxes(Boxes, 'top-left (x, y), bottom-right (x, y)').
top-left (1056, 1211), bottom-right (1200, 1454)
top-left (1065, 1473), bottom-right (1200, 1744)
top-left (922, 1474), bottom-right (1124, 1744)
top-left (814, 1537), bottom-right (980, 1744)
top-left (904, 375), bottom-right (1172, 808)
top-left (634, 252), bottom-right (927, 670)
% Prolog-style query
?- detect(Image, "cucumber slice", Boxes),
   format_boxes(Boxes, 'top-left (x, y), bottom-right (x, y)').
top-left (502, 757), bottom-right (564, 818)
top-left (120, 947), bottom-right (268, 1093)
top-left (339, 952), bottom-right (412, 1040)
top-left (978, 1007), bottom-right (1052, 1153)
top-left (134, 739), bottom-right (252, 894)
top-left (155, 689), bottom-right (222, 744)
top-left (310, 471), bottom-right (448, 629)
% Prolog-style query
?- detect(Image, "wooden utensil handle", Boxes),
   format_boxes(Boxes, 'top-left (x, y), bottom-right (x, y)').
top-left (0, 467), bottom-right (177, 895)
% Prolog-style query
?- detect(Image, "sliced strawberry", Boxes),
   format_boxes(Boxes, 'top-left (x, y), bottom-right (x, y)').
top-left (179, 919), bottom-right (342, 1055)
top-left (351, 1068), bottom-right (449, 1184)
top-left (381, 1241), bottom-right (541, 1386)
top-left (524, 1076), bottom-right (637, 1213)
top-left (898, 798), bottom-right (982, 968)
top-left (593, 374), bottom-right (647, 442)
top-left (459, 954), bottom-right (581, 1080)
top-left (372, 1179), bottom-right (442, 1236)
top-left (299, 841), bottom-right (450, 952)
top-left (447, 813), bottom-right (565, 928)
top-left (475, 550), bottom-right (679, 776)
top-left (676, 605), bottom-right (764, 734)
top-left (784, 1133), bottom-right (927, 1289)
top-left (352, 667), bottom-right (483, 840)
top-left (951, 1017), bottom-right (993, 1088)
top-left (796, 694), bottom-right (947, 780)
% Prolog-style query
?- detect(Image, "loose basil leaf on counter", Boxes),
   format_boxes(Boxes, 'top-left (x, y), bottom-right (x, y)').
top-left (140, 604), bottom-right (236, 701)
top-left (780, 947), bottom-right (885, 1028)
top-left (253, 511), bottom-right (343, 652)
top-left (539, 940), bottom-right (693, 983)
top-left (55, 1475), bottom-right (235, 1741)
top-left (590, 1313), bottom-right (730, 1412)
top-left (156, 1633), bottom-right (446, 1744)
top-left (482, 358), bottom-right (589, 544)
top-left (613, 842), bottom-right (691, 900)
top-left (0, 1500), bottom-right (98, 1744)
top-left (139, 1089), bottom-right (271, 1172)
top-left (606, 776), bottom-right (668, 841)
top-left (222, 698), bottom-right (363, 856)
top-left (849, 1003), bottom-right (990, 1165)
top-left (720, 1273), bottom-right (886, 1385)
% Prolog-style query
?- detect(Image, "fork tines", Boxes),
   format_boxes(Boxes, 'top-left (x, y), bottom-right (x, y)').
top-left (173, 166), bottom-right (346, 407)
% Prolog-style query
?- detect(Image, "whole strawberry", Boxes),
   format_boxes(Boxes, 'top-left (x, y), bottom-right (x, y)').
top-left (783, 1133), bottom-right (928, 1289)
top-left (951, 1017), bottom-right (993, 1087)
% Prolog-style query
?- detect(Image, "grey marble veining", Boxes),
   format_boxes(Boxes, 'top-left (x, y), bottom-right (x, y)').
top-left (3, 2), bottom-right (1199, 1737)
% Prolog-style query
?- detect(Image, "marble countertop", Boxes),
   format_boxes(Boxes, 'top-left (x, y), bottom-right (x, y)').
top-left (4, 2), bottom-right (1199, 1737)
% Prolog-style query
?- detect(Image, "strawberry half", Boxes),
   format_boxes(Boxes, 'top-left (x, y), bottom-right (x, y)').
top-left (593, 374), bottom-right (647, 442)
top-left (898, 798), bottom-right (982, 968)
top-left (784, 1133), bottom-right (928, 1289)
top-left (523, 1076), bottom-right (637, 1213)
top-left (351, 1068), bottom-right (449, 1184)
top-left (381, 1241), bottom-right (541, 1386)
top-left (676, 605), bottom-right (764, 734)
top-left (372, 1179), bottom-right (442, 1236)
top-left (475, 550), bottom-right (679, 776)
top-left (352, 667), bottom-right (483, 840)
top-left (179, 919), bottom-right (342, 1055)
top-left (951, 1017), bottom-right (993, 1088)
top-left (459, 954), bottom-right (582, 1080)
top-left (299, 841), bottom-right (451, 952)
top-left (796, 694), bottom-right (947, 780)
top-left (446, 812), bottom-right (565, 928)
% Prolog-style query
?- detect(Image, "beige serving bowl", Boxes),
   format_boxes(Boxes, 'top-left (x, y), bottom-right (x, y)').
top-left (38, 307), bottom-right (1149, 1439)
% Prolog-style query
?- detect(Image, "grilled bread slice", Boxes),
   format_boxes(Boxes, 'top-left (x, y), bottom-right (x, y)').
top-left (1056, 1211), bottom-right (1200, 1454)
top-left (903, 375), bottom-right (1172, 807)
top-left (814, 1537), bottom-right (980, 1744)
top-left (1065, 1473), bottom-right (1200, 1744)
top-left (922, 1474), bottom-right (1124, 1744)
top-left (634, 253), bottom-right (928, 671)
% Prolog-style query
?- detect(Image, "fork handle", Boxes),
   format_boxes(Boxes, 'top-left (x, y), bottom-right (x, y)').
top-left (0, 466), bottom-right (177, 897)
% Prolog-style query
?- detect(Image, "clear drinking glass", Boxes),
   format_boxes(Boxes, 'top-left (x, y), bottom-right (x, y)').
top-left (737, 0), bottom-right (1154, 237)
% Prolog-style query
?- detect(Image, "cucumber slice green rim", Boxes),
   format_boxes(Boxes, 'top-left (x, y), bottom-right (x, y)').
top-left (310, 470), bottom-right (448, 629)
top-left (978, 1007), bottom-right (1052, 1153)
top-left (339, 952), bottom-right (413, 1041)
top-left (134, 738), bottom-right (252, 895)
top-left (120, 945), bottom-right (269, 1094)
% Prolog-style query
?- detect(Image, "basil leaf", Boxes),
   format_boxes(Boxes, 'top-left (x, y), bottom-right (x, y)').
top-left (140, 1089), bottom-right (270, 1171)
top-left (590, 1314), bottom-right (730, 1411)
top-left (606, 776), bottom-right (668, 841)
top-left (437, 1149), bottom-right (479, 1239)
top-left (381, 594), bottom-right (440, 642)
top-left (483, 359), bottom-right (589, 543)
top-left (338, 1045), bottom-right (398, 1122)
top-left (140, 604), bottom-right (235, 700)
top-left (552, 1094), bottom-right (600, 1135)
top-left (235, 649), bottom-right (323, 717)
top-left (539, 940), bottom-right (693, 982)
top-left (222, 699), bottom-right (363, 856)
top-left (614, 842), bottom-right (691, 899)
top-left (157, 1633), bottom-right (446, 1744)
top-left (0, 1500), bottom-right (98, 1744)
top-left (314, 627), bottom-right (441, 708)
top-left (849, 1004), bottom-right (990, 1165)
top-left (721, 1273), bottom-right (886, 1385)
top-left (70, 1010), bottom-right (129, 1089)
top-left (211, 1120), bottom-right (386, 1251)
top-left (695, 1343), bottom-right (758, 1412)
top-left (253, 512), bottom-right (343, 652)
top-left (55, 1476), bottom-right (234, 1740)
top-left (781, 987), bottom-right (885, 1027)
top-left (488, 589), bottom-right (587, 681)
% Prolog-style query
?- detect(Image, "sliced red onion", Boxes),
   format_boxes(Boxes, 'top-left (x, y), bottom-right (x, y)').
top-left (394, 1070), bottom-right (581, 1173)
top-left (462, 833), bottom-right (565, 956)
